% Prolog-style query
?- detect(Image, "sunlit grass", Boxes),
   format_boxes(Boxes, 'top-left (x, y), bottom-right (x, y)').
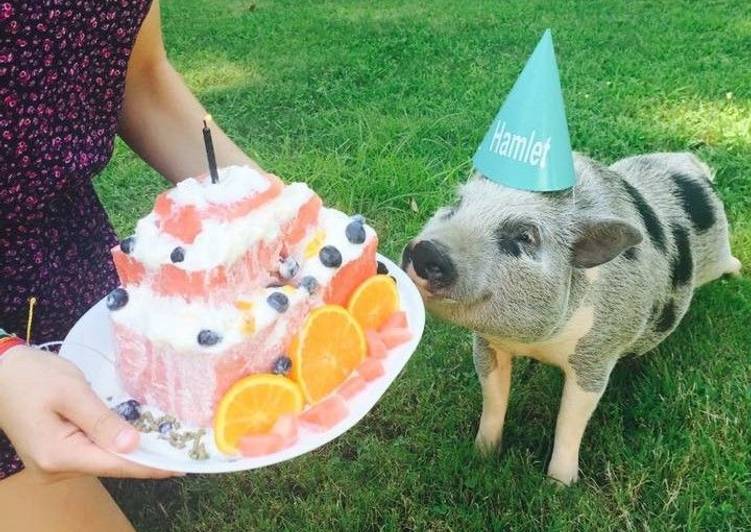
top-left (646, 97), bottom-right (751, 150)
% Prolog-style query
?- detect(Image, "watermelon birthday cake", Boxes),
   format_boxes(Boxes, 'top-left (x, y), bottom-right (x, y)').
top-left (106, 165), bottom-right (412, 457)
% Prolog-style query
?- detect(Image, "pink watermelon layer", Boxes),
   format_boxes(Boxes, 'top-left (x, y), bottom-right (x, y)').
top-left (111, 194), bottom-right (322, 303)
top-left (323, 237), bottom-right (378, 306)
top-left (113, 296), bottom-right (315, 426)
top-left (154, 173), bottom-right (285, 243)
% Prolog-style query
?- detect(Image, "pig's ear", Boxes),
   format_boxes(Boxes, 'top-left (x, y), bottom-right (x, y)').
top-left (571, 218), bottom-right (643, 268)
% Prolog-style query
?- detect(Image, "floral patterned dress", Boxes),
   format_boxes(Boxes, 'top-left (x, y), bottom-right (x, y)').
top-left (0, 0), bottom-right (152, 480)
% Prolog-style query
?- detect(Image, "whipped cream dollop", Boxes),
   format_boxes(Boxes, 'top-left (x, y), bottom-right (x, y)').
top-left (169, 165), bottom-right (272, 208)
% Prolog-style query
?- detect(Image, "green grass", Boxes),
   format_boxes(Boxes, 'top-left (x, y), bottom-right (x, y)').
top-left (99, 1), bottom-right (751, 529)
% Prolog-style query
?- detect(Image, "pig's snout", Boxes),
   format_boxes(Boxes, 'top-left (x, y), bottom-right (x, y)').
top-left (402, 240), bottom-right (457, 289)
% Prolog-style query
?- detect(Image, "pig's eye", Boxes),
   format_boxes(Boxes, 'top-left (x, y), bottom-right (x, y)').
top-left (515, 230), bottom-right (536, 245)
top-left (496, 225), bottom-right (540, 258)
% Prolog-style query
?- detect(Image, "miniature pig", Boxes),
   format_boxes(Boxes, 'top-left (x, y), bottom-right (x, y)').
top-left (402, 152), bottom-right (740, 485)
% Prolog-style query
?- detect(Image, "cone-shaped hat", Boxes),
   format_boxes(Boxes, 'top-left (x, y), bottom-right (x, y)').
top-left (473, 30), bottom-right (576, 191)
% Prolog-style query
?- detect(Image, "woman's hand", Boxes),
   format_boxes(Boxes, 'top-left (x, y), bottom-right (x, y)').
top-left (0, 345), bottom-right (180, 481)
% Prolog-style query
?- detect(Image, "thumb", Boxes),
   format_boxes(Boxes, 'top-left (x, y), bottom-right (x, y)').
top-left (58, 384), bottom-right (141, 454)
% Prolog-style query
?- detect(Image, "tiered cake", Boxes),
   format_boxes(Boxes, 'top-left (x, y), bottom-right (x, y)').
top-left (107, 166), bottom-right (377, 427)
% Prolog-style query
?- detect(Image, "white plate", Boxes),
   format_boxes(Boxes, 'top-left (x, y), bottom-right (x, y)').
top-left (60, 254), bottom-right (424, 474)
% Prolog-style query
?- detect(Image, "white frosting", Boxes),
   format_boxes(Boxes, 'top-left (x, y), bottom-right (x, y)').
top-left (111, 285), bottom-right (245, 353)
top-left (296, 208), bottom-right (376, 285)
top-left (111, 284), bottom-right (312, 354)
top-left (169, 165), bottom-right (271, 208)
top-left (131, 182), bottom-right (316, 271)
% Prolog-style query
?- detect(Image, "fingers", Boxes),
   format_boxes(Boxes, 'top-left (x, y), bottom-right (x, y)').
top-left (55, 432), bottom-right (180, 479)
top-left (56, 383), bottom-right (140, 454)
top-left (51, 378), bottom-right (184, 478)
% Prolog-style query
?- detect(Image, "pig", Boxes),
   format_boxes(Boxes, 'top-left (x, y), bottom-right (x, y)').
top-left (402, 152), bottom-right (741, 485)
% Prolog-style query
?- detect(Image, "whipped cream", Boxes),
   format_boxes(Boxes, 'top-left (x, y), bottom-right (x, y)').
top-left (296, 208), bottom-right (377, 285)
top-left (169, 165), bottom-right (271, 208)
top-left (111, 284), bottom-right (314, 354)
top-left (131, 182), bottom-right (316, 271)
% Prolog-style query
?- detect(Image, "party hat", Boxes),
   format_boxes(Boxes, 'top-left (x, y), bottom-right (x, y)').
top-left (473, 29), bottom-right (576, 191)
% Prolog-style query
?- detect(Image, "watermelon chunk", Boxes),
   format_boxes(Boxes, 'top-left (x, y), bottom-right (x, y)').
top-left (379, 327), bottom-right (412, 349)
top-left (358, 357), bottom-right (385, 381)
top-left (154, 191), bottom-right (174, 219)
top-left (365, 330), bottom-right (387, 359)
top-left (239, 433), bottom-right (284, 457)
top-left (380, 311), bottom-right (408, 332)
top-left (162, 205), bottom-right (203, 244)
top-left (300, 395), bottom-right (348, 430)
top-left (337, 375), bottom-right (367, 399)
top-left (284, 195), bottom-right (322, 246)
top-left (325, 237), bottom-right (378, 306)
top-left (271, 414), bottom-right (299, 446)
top-left (111, 247), bottom-right (146, 285)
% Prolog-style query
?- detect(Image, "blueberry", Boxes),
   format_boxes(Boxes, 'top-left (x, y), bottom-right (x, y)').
top-left (170, 246), bottom-right (185, 263)
top-left (197, 329), bottom-right (222, 346)
top-left (345, 221), bottom-right (366, 244)
top-left (351, 214), bottom-right (366, 225)
top-left (267, 292), bottom-right (289, 313)
top-left (120, 236), bottom-right (135, 254)
top-left (299, 276), bottom-right (319, 295)
top-left (158, 421), bottom-right (174, 434)
top-left (114, 399), bottom-right (141, 422)
top-left (106, 288), bottom-right (129, 310)
top-left (279, 257), bottom-right (300, 279)
top-left (319, 245), bottom-right (342, 268)
top-left (377, 261), bottom-right (388, 275)
top-left (272, 355), bottom-right (292, 376)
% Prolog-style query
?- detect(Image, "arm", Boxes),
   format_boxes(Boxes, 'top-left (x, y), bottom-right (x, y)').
top-left (118, 0), bottom-right (261, 184)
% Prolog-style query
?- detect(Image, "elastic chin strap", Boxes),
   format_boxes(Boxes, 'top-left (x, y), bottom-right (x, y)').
top-left (553, 183), bottom-right (577, 334)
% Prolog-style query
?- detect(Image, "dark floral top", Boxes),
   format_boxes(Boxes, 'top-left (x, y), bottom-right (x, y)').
top-left (0, 0), bottom-right (151, 480)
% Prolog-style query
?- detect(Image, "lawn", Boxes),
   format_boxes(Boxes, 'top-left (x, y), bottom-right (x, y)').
top-left (99, 0), bottom-right (751, 529)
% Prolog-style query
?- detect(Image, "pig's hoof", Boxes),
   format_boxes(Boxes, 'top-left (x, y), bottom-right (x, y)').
top-left (474, 433), bottom-right (501, 456)
top-left (546, 462), bottom-right (579, 486)
top-left (726, 256), bottom-right (742, 277)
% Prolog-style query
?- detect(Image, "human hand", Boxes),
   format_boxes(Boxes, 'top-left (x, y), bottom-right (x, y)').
top-left (0, 345), bottom-right (181, 482)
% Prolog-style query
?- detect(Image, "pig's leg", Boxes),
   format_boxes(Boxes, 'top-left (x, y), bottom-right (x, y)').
top-left (547, 366), bottom-right (613, 485)
top-left (473, 335), bottom-right (512, 454)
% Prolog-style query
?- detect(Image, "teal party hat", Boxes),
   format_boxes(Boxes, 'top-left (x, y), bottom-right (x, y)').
top-left (473, 29), bottom-right (576, 191)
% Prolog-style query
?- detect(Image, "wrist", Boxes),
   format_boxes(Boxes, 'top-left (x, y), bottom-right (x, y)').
top-left (0, 343), bottom-right (29, 385)
top-left (0, 336), bottom-right (24, 358)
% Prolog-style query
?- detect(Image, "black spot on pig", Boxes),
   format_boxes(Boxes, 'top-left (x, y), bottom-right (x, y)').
top-left (670, 224), bottom-right (693, 289)
top-left (622, 180), bottom-right (667, 253)
top-left (672, 173), bottom-right (716, 232)
top-left (654, 300), bottom-right (676, 333)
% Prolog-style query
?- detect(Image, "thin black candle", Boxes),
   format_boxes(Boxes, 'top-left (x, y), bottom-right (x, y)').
top-left (202, 114), bottom-right (219, 184)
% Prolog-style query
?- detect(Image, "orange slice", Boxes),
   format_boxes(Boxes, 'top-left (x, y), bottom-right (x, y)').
top-left (290, 305), bottom-right (367, 403)
top-left (213, 374), bottom-right (304, 455)
top-left (347, 274), bottom-right (400, 331)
